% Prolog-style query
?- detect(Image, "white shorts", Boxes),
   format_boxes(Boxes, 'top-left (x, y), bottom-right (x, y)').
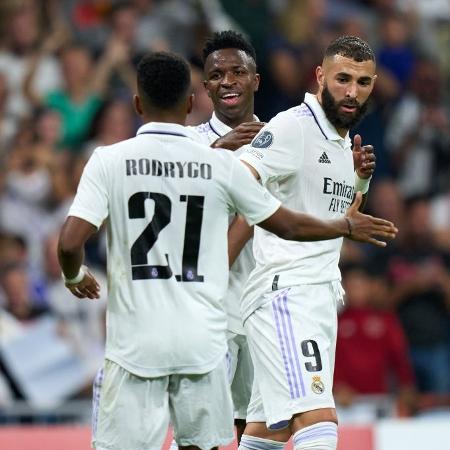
top-left (227, 332), bottom-right (254, 420)
top-left (93, 359), bottom-right (234, 450)
top-left (245, 282), bottom-right (341, 429)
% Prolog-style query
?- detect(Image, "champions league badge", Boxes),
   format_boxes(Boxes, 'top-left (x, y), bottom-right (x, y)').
top-left (252, 130), bottom-right (274, 148)
top-left (311, 376), bottom-right (325, 394)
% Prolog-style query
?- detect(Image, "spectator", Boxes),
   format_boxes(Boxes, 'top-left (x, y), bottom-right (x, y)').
top-left (385, 57), bottom-right (450, 197)
top-left (0, 73), bottom-right (18, 155)
top-left (83, 99), bottom-right (136, 157)
top-left (43, 232), bottom-right (106, 381)
top-left (377, 11), bottom-right (416, 93)
top-left (23, 35), bottom-right (129, 153)
top-left (371, 197), bottom-right (450, 394)
top-left (0, 263), bottom-right (47, 322)
top-left (334, 264), bottom-right (416, 420)
top-left (431, 191), bottom-right (450, 251)
top-left (0, 1), bottom-right (62, 121)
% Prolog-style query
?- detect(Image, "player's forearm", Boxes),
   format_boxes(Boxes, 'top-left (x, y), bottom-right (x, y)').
top-left (287, 215), bottom-right (349, 241)
top-left (259, 207), bottom-right (349, 242)
top-left (58, 217), bottom-right (97, 278)
top-left (58, 242), bottom-right (85, 279)
top-left (228, 215), bottom-right (254, 268)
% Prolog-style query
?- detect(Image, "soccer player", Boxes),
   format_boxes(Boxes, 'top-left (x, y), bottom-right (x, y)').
top-left (195, 31), bottom-right (376, 444)
top-left (58, 51), bottom-right (395, 450)
top-left (237, 36), bottom-right (381, 450)
top-left (193, 30), bottom-right (264, 442)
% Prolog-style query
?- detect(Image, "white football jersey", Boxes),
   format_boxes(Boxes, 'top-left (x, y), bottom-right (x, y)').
top-left (68, 122), bottom-right (280, 377)
top-left (240, 93), bottom-right (355, 321)
top-left (193, 112), bottom-right (259, 334)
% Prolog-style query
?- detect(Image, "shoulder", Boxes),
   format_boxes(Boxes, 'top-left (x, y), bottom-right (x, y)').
top-left (267, 107), bottom-right (309, 130)
top-left (289, 103), bottom-right (314, 120)
top-left (92, 137), bottom-right (136, 161)
top-left (255, 108), bottom-right (305, 145)
top-left (192, 122), bottom-right (212, 135)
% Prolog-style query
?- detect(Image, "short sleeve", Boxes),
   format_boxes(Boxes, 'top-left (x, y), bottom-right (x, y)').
top-left (226, 156), bottom-right (281, 226)
top-left (68, 148), bottom-right (109, 228)
top-left (239, 111), bottom-right (303, 185)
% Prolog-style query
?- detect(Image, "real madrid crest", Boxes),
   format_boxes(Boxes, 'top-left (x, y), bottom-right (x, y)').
top-left (311, 376), bottom-right (325, 394)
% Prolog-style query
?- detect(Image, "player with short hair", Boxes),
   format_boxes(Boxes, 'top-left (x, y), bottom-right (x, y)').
top-left (58, 50), bottom-right (395, 450)
top-left (237, 36), bottom-right (380, 450)
top-left (194, 30), bottom-right (264, 442)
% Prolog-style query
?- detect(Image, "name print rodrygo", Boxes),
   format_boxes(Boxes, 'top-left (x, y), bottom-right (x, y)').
top-left (126, 158), bottom-right (212, 180)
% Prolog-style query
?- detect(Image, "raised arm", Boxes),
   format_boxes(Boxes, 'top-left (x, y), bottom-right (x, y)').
top-left (90, 38), bottom-right (131, 97)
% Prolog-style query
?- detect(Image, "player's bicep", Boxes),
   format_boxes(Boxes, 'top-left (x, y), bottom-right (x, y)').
top-left (227, 157), bottom-right (280, 226)
top-left (239, 115), bottom-right (302, 185)
top-left (68, 150), bottom-right (109, 228)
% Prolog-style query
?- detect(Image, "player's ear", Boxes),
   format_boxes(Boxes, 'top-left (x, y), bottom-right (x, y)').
top-left (203, 80), bottom-right (211, 97)
top-left (254, 73), bottom-right (261, 92)
top-left (186, 93), bottom-right (194, 114)
top-left (316, 66), bottom-right (325, 88)
top-left (133, 95), bottom-right (143, 117)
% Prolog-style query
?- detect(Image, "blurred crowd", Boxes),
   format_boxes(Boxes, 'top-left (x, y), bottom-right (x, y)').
top-left (0, 0), bottom-right (449, 423)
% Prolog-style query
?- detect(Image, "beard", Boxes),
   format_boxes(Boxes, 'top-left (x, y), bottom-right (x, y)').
top-left (321, 83), bottom-right (370, 130)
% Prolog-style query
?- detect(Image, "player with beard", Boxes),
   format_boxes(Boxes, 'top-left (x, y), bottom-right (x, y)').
top-left (236, 36), bottom-right (379, 450)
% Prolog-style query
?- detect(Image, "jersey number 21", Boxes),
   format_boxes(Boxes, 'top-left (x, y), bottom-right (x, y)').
top-left (128, 192), bottom-right (204, 282)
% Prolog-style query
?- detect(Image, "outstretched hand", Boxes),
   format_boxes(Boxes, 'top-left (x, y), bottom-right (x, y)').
top-left (64, 266), bottom-right (101, 300)
top-left (353, 134), bottom-right (376, 179)
top-left (212, 122), bottom-right (265, 151)
top-left (345, 192), bottom-right (398, 247)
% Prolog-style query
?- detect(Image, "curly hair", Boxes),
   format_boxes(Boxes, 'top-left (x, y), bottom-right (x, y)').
top-left (325, 36), bottom-right (375, 63)
top-left (202, 30), bottom-right (256, 65)
top-left (137, 52), bottom-right (191, 109)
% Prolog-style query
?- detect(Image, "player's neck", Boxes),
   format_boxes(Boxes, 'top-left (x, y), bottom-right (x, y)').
top-left (141, 112), bottom-right (187, 126)
top-left (336, 127), bottom-right (348, 138)
top-left (216, 108), bottom-right (255, 129)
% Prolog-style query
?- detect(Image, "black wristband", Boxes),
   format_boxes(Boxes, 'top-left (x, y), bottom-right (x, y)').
top-left (344, 217), bottom-right (352, 236)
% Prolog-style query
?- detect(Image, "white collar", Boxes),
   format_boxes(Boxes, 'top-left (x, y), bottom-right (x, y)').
top-left (303, 92), bottom-right (351, 146)
top-left (208, 111), bottom-right (260, 137)
top-left (136, 122), bottom-right (200, 140)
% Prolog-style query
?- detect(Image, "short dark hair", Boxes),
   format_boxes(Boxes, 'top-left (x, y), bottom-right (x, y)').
top-left (325, 36), bottom-right (375, 63)
top-left (202, 30), bottom-right (257, 65)
top-left (136, 52), bottom-right (191, 109)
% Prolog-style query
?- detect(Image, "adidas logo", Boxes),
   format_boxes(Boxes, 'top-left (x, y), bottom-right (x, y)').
top-left (318, 152), bottom-right (331, 164)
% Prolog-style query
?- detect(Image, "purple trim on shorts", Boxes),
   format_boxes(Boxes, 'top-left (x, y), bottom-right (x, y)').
top-left (274, 291), bottom-right (301, 398)
top-left (92, 367), bottom-right (104, 438)
top-left (281, 294), bottom-right (306, 397)
top-left (272, 291), bottom-right (295, 399)
top-left (225, 350), bottom-right (233, 382)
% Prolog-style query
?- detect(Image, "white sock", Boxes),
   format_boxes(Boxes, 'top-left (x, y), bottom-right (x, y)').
top-left (239, 434), bottom-right (286, 450)
top-left (293, 422), bottom-right (337, 450)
